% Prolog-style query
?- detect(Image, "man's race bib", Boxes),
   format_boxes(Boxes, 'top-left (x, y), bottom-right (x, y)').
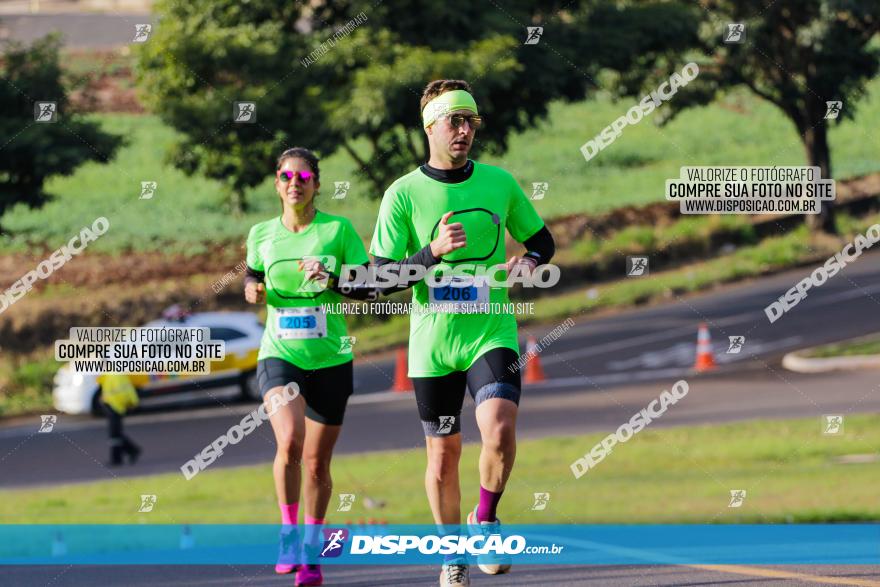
top-left (276, 306), bottom-right (327, 339)
top-left (428, 276), bottom-right (489, 312)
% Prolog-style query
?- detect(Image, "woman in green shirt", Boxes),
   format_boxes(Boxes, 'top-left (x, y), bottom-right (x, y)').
top-left (245, 147), bottom-right (372, 586)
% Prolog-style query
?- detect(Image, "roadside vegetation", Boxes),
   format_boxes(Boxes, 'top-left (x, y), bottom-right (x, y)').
top-left (1, 414), bottom-right (877, 524)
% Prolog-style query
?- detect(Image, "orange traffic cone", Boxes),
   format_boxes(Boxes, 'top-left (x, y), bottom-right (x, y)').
top-left (524, 336), bottom-right (546, 383)
top-left (693, 322), bottom-right (716, 372)
top-left (391, 348), bottom-right (412, 392)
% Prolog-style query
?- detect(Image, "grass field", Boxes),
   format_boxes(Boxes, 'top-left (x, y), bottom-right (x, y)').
top-left (345, 212), bottom-right (880, 353)
top-left (2, 211), bottom-right (876, 417)
top-left (2, 79), bottom-right (879, 254)
top-left (1, 414), bottom-right (878, 525)
top-left (804, 334), bottom-right (880, 358)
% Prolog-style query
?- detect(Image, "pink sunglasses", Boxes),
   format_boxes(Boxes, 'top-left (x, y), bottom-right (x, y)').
top-left (277, 170), bottom-right (314, 183)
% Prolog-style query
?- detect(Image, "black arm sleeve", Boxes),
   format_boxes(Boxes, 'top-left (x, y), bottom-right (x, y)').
top-left (329, 262), bottom-right (378, 301)
top-left (244, 265), bottom-right (265, 287)
top-left (372, 244), bottom-right (440, 296)
top-left (521, 225), bottom-right (555, 266)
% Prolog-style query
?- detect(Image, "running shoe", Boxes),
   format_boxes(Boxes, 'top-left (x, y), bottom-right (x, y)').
top-left (275, 527), bottom-right (301, 574)
top-left (439, 559), bottom-right (469, 586)
top-left (466, 506), bottom-right (511, 575)
top-left (295, 564), bottom-right (323, 586)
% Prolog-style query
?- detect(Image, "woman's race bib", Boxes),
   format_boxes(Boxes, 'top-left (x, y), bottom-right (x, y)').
top-left (275, 306), bottom-right (327, 339)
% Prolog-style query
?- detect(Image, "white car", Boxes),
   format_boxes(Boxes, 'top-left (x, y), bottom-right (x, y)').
top-left (53, 311), bottom-right (264, 415)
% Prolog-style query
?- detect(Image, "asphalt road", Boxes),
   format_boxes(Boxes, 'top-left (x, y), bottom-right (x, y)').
top-left (3, 247), bottom-right (880, 583)
top-left (3, 12), bottom-right (880, 587)
top-left (2, 250), bottom-right (880, 487)
top-left (4, 563), bottom-right (880, 586)
top-left (3, 254), bottom-right (880, 584)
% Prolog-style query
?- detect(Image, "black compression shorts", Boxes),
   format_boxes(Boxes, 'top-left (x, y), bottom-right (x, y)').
top-left (257, 358), bottom-right (353, 425)
top-left (412, 347), bottom-right (521, 437)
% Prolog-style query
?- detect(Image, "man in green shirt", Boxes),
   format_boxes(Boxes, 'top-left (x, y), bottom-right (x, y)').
top-left (370, 80), bottom-right (556, 587)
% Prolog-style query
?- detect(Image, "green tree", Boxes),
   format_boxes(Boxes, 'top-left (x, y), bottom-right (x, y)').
top-left (138, 0), bottom-right (699, 211)
top-left (0, 35), bottom-right (123, 218)
top-left (614, 0), bottom-right (879, 233)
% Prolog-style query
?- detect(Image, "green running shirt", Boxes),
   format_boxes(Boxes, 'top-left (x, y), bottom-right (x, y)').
top-left (246, 211), bottom-right (369, 369)
top-left (370, 161), bottom-right (545, 377)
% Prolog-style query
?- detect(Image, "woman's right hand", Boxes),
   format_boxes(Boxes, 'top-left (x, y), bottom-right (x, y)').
top-left (245, 281), bottom-right (266, 304)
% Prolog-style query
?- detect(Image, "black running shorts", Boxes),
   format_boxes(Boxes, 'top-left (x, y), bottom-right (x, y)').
top-left (257, 357), bottom-right (353, 425)
top-left (412, 347), bottom-right (521, 437)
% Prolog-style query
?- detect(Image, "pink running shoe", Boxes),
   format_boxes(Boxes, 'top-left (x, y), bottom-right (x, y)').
top-left (295, 564), bottom-right (323, 586)
top-left (275, 528), bottom-right (301, 574)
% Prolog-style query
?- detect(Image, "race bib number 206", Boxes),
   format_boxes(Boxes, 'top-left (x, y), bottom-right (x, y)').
top-left (428, 276), bottom-right (489, 312)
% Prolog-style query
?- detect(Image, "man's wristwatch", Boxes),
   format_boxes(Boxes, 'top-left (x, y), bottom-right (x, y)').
top-left (522, 253), bottom-right (540, 268)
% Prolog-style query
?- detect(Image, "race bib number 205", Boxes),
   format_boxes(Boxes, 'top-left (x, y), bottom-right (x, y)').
top-left (276, 306), bottom-right (327, 339)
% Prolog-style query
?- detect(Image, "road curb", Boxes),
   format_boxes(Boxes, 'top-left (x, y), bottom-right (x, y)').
top-left (781, 350), bottom-right (880, 373)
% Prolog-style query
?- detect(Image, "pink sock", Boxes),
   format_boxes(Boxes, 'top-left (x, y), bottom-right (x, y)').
top-left (477, 486), bottom-right (503, 522)
top-left (303, 515), bottom-right (326, 551)
top-left (280, 502), bottom-right (299, 525)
